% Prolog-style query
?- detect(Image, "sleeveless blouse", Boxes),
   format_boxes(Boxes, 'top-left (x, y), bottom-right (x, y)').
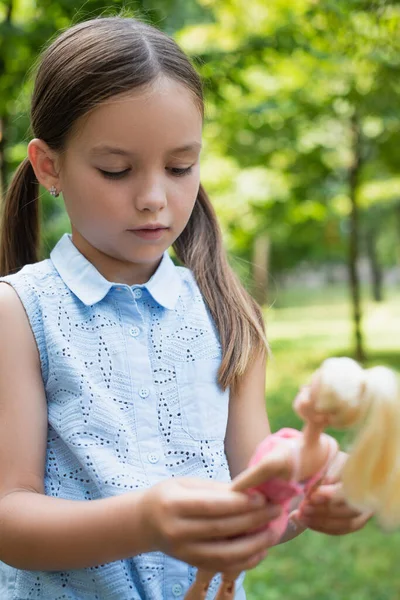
top-left (0, 234), bottom-right (246, 600)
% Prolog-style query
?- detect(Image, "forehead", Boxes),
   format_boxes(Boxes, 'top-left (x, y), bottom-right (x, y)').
top-left (70, 78), bottom-right (203, 154)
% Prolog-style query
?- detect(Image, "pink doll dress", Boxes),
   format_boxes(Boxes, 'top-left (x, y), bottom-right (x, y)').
top-left (248, 427), bottom-right (337, 544)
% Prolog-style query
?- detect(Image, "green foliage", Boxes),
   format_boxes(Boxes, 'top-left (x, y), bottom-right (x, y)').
top-left (178, 0), bottom-right (400, 272)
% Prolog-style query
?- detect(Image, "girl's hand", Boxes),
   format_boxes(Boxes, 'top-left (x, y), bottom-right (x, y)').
top-left (140, 477), bottom-right (281, 572)
top-left (292, 451), bottom-right (372, 535)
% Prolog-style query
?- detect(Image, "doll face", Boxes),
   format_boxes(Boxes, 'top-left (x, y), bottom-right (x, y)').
top-left (294, 363), bottom-right (367, 429)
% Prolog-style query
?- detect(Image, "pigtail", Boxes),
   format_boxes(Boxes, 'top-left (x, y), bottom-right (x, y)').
top-left (0, 158), bottom-right (40, 276)
top-left (341, 366), bottom-right (400, 529)
top-left (173, 184), bottom-right (268, 392)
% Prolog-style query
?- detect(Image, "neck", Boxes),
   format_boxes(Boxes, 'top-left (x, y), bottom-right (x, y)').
top-left (302, 421), bottom-right (326, 447)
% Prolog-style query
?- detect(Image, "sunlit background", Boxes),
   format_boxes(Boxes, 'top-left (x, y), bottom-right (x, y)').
top-left (1, 0), bottom-right (400, 597)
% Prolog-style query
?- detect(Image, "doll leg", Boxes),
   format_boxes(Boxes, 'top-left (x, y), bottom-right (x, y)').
top-left (184, 570), bottom-right (214, 600)
top-left (184, 570), bottom-right (241, 600)
top-left (214, 572), bottom-right (241, 600)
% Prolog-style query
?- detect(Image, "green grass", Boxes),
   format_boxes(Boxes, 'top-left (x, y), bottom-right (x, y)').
top-left (244, 285), bottom-right (400, 600)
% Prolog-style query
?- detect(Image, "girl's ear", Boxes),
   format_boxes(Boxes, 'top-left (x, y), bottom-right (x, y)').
top-left (28, 139), bottom-right (62, 194)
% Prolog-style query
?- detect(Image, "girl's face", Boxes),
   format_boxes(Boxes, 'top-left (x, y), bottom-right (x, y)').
top-left (58, 77), bottom-right (203, 284)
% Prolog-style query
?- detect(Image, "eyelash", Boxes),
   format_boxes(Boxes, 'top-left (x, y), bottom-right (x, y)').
top-left (98, 166), bottom-right (193, 180)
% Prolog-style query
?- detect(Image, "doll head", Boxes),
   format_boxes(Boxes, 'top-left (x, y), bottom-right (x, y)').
top-left (295, 356), bottom-right (400, 528)
top-left (293, 357), bottom-right (367, 428)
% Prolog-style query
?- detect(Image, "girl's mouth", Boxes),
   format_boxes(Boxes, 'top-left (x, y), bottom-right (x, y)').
top-left (128, 227), bottom-right (168, 240)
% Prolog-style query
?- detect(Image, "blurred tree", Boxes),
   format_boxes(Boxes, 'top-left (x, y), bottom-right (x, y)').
top-left (178, 0), bottom-right (400, 360)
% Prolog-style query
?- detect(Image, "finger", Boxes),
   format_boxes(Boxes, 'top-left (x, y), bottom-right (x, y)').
top-left (176, 488), bottom-right (267, 518)
top-left (205, 547), bottom-right (268, 578)
top-left (183, 504), bottom-right (282, 541)
top-left (180, 479), bottom-right (231, 492)
top-left (300, 512), bottom-right (371, 535)
top-left (184, 527), bottom-right (274, 572)
top-left (307, 482), bottom-right (344, 503)
top-left (300, 502), bottom-right (361, 520)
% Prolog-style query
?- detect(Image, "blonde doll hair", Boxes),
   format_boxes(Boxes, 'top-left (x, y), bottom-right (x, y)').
top-left (315, 357), bottom-right (400, 529)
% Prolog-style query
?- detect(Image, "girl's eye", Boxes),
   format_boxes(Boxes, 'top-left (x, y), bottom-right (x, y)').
top-left (98, 169), bottom-right (130, 179)
top-left (168, 166), bottom-right (193, 177)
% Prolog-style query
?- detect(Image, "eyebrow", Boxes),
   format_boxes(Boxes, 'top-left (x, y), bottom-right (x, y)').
top-left (90, 142), bottom-right (202, 156)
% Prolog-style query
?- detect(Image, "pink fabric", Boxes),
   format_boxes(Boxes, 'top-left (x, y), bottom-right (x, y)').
top-left (247, 428), bottom-right (334, 544)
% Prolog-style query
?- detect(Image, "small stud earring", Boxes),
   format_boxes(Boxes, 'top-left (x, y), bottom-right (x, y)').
top-left (49, 185), bottom-right (60, 198)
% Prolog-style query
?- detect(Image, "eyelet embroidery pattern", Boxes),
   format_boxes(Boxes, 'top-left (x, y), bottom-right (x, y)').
top-left (0, 261), bottom-right (239, 599)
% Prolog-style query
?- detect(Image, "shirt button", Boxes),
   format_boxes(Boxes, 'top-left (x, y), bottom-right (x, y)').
top-left (129, 326), bottom-right (140, 337)
top-left (147, 453), bottom-right (159, 464)
top-left (172, 583), bottom-right (183, 597)
top-left (139, 387), bottom-right (149, 399)
top-left (133, 288), bottom-right (143, 299)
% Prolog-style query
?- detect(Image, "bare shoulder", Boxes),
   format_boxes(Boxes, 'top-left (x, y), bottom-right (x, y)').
top-left (0, 281), bottom-right (40, 362)
top-left (0, 281), bottom-right (47, 497)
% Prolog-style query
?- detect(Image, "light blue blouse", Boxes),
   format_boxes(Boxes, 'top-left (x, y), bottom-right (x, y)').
top-left (0, 234), bottom-right (246, 600)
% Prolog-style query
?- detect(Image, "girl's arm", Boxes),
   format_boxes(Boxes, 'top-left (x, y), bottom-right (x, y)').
top-left (224, 352), bottom-right (270, 478)
top-left (0, 283), bottom-right (152, 570)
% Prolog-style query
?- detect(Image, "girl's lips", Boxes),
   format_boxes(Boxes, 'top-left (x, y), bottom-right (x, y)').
top-left (129, 228), bottom-right (168, 240)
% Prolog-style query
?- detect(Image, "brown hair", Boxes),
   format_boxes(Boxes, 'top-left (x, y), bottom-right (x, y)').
top-left (0, 16), bottom-right (267, 390)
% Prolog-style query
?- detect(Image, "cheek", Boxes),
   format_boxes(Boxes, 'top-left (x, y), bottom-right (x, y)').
top-left (172, 173), bottom-right (200, 216)
top-left (60, 164), bottom-right (97, 212)
top-left (62, 167), bottom-right (121, 222)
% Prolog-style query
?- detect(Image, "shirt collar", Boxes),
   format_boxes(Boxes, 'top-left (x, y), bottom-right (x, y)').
top-left (50, 233), bottom-right (182, 310)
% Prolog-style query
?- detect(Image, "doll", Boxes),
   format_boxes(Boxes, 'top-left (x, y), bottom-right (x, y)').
top-left (184, 357), bottom-right (400, 600)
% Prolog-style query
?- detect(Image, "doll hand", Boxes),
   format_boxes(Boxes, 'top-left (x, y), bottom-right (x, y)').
top-left (294, 451), bottom-right (372, 535)
top-left (292, 384), bottom-right (332, 427)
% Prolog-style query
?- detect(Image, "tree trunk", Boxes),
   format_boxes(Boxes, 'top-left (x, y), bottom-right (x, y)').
top-left (396, 202), bottom-right (400, 266)
top-left (348, 114), bottom-right (366, 362)
top-left (252, 233), bottom-right (270, 306)
top-left (365, 226), bottom-right (383, 302)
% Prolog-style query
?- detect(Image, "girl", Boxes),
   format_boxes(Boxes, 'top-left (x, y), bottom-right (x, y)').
top-left (0, 16), bottom-right (368, 600)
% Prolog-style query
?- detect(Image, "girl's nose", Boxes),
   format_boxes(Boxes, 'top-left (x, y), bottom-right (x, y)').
top-left (134, 176), bottom-right (167, 212)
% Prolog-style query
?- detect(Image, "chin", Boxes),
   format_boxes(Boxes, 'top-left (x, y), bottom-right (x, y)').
top-left (125, 248), bottom-right (166, 265)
